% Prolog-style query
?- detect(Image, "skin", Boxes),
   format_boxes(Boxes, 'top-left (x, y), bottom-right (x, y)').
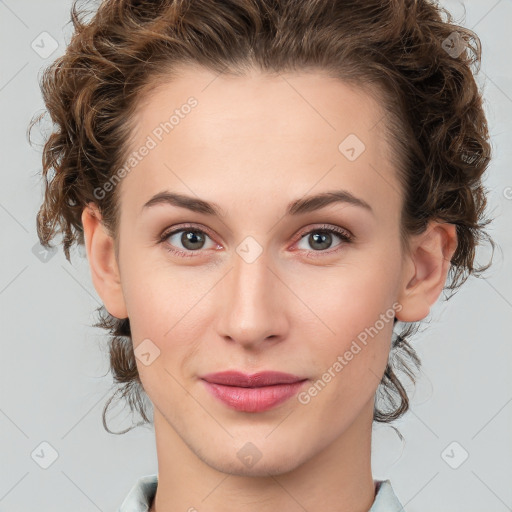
top-left (81, 65), bottom-right (457, 512)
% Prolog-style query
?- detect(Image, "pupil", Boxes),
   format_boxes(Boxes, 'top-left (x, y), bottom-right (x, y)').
top-left (310, 232), bottom-right (331, 250)
top-left (183, 231), bottom-right (204, 249)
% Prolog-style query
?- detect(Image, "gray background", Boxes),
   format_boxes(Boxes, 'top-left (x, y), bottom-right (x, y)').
top-left (1, 0), bottom-right (510, 511)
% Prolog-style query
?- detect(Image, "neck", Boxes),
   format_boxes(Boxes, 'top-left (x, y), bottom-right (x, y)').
top-left (150, 398), bottom-right (376, 512)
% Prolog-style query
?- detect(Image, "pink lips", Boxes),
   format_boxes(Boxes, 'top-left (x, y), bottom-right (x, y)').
top-left (201, 371), bottom-right (308, 413)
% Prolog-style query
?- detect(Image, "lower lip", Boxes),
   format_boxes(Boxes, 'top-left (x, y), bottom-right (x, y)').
top-left (201, 379), bottom-right (307, 412)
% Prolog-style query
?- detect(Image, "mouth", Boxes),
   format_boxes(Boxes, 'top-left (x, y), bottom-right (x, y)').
top-left (200, 371), bottom-right (308, 412)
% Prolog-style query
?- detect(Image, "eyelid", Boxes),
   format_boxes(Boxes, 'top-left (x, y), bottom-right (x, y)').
top-left (294, 223), bottom-right (353, 242)
top-left (159, 222), bottom-right (218, 242)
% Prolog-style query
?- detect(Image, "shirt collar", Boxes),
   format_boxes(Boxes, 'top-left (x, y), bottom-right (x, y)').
top-left (118, 474), bottom-right (157, 512)
top-left (369, 479), bottom-right (406, 511)
top-left (118, 474), bottom-right (405, 512)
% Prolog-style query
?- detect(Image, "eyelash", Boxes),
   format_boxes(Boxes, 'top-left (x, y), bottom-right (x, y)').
top-left (157, 223), bottom-right (354, 259)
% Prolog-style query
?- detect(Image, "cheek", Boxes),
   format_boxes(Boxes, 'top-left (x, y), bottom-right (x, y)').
top-left (315, 264), bottom-right (399, 338)
top-left (119, 239), bottom-right (188, 336)
top-left (304, 254), bottom-right (400, 385)
top-left (120, 257), bottom-right (209, 367)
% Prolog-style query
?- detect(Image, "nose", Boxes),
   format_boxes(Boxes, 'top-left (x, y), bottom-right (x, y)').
top-left (215, 249), bottom-right (289, 350)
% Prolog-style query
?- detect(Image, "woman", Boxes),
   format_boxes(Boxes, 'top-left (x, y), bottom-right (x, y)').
top-left (30, 0), bottom-right (494, 510)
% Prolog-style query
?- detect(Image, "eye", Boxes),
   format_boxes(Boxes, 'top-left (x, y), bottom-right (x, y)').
top-left (295, 225), bottom-right (354, 256)
top-left (159, 224), bottom-right (218, 258)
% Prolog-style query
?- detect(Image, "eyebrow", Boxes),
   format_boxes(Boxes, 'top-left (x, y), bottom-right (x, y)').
top-left (141, 189), bottom-right (374, 217)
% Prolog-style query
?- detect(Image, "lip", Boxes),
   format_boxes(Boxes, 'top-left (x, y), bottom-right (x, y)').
top-left (200, 371), bottom-right (308, 413)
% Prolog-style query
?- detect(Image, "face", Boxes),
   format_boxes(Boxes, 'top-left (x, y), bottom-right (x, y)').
top-left (90, 65), bottom-right (413, 476)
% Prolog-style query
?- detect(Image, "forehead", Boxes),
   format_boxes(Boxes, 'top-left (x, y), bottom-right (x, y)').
top-left (119, 65), bottom-right (400, 222)
top-left (133, 65), bottom-right (387, 145)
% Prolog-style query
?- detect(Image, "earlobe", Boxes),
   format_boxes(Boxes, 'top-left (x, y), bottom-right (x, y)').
top-left (81, 202), bottom-right (128, 319)
top-left (396, 221), bottom-right (458, 323)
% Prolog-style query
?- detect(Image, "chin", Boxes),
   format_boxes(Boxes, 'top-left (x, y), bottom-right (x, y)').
top-left (197, 441), bottom-right (306, 478)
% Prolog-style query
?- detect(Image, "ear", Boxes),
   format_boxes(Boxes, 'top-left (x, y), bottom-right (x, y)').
top-left (81, 202), bottom-right (128, 319)
top-left (396, 220), bottom-right (458, 323)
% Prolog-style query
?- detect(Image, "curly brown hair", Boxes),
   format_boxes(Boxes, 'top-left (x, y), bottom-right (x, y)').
top-left (29, 0), bottom-right (495, 434)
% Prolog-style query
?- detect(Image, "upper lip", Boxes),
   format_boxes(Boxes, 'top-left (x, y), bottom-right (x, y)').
top-left (201, 371), bottom-right (307, 387)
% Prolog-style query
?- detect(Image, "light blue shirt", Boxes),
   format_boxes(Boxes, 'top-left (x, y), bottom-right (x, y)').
top-left (117, 474), bottom-right (406, 511)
